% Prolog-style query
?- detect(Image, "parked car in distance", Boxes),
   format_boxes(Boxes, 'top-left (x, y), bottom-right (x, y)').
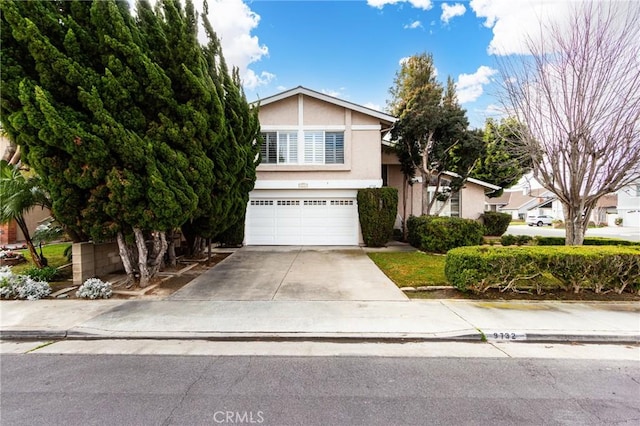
top-left (527, 215), bottom-right (553, 226)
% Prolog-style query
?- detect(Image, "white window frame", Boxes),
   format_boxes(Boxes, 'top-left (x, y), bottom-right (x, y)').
top-left (260, 131), bottom-right (298, 164)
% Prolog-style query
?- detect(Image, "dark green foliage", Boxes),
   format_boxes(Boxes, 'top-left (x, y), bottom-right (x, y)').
top-left (500, 234), bottom-right (516, 246)
top-left (406, 215), bottom-right (484, 253)
top-left (1, 0), bottom-right (260, 279)
top-left (535, 236), bottom-right (640, 246)
top-left (216, 215), bottom-right (246, 248)
top-left (445, 246), bottom-right (640, 294)
top-left (481, 211), bottom-right (511, 236)
top-left (357, 188), bottom-right (398, 247)
top-left (389, 55), bottom-right (485, 215)
top-left (22, 266), bottom-right (58, 282)
top-left (515, 235), bottom-right (532, 246)
top-left (472, 118), bottom-right (531, 195)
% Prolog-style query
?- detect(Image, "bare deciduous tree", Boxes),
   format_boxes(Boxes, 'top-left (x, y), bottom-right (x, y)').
top-left (499, 1), bottom-right (640, 245)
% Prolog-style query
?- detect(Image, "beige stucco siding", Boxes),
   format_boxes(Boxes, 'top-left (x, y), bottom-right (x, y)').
top-left (259, 95), bottom-right (298, 126)
top-left (256, 93), bottom-right (384, 183)
top-left (459, 184), bottom-right (487, 220)
top-left (16, 206), bottom-right (51, 242)
top-left (302, 96), bottom-right (345, 125)
top-left (352, 111), bottom-right (380, 126)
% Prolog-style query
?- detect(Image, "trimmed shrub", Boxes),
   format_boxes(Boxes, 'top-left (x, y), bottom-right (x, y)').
top-left (76, 278), bottom-right (113, 299)
top-left (22, 266), bottom-right (58, 282)
top-left (407, 215), bottom-right (484, 253)
top-left (481, 212), bottom-right (511, 236)
top-left (446, 246), bottom-right (640, 294)
top-left (535, 236), bottom-right (640, 246)
top-left (357, 188), bottom-right (398, 247)
top-left (515, 235), bottom-right (533, 246)
top-left (500, 234), bottom-right (516, 246)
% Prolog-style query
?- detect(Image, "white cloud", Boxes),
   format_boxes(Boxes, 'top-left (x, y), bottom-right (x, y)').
top-left (203, 0), bottom-right (272, 89)
top-left (276, 86), bottom-right (288, 92)
top-left (456, 65), bottom-right (497, 104)
top-left (364, 102), bottom-right (382, 111)
top-left (469, 0), bottom-right (572, 55)
top-left (404, 20), bottom-right (423, 29)
top-left (398, 56), bottom-right (411, 66)
top-left (322, 88), bottom-right (347, 98)
top-left (441, 3), bottom-right (466, 24)
top-left (367, 0), bottom-right (432, 11)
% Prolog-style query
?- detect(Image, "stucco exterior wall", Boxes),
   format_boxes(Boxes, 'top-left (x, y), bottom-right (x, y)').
top-left (256, 93), bottom-right (384, 183)
top-left (16, 207), bottom-right (51, 242)
top-left (259, 95), bottom-right (298, 126)
top-left (302, 96), bottom-right (345, 125)
top-left (459, 184), bottom-right (487, 220)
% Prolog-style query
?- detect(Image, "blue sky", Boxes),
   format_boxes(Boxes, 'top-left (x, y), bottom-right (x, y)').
top-left (181, 0), bottom-right (584, 128)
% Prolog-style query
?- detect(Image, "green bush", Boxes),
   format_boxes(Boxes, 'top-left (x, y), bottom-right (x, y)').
top-left (22, 266), bottom-right (58, 282)
top-left (357, 188), bottom-right (398, 247)
top-left (445, 246), bottom-right (640, 294)
top-left (217, 215), bottom-right (246, 247)
top-left (481, 212), bottom-right (511, 236)
top-left (535, 236), bottom-right (640, 246)
top-left (500, 234), bottom-right (516, 246)
top-left (407, 215), bottom-right (484, 253)
top-left (515, 235), bottom-right (533, 246)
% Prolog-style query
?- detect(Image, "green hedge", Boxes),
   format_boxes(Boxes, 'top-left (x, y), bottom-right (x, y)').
top-left (445, 246), bottom-right (640, 294)
top-left (535, 236), bottom-right (640, 246)
top-left (481, 212), bottom-right (511, 236)
top-left (357, 188), bottom-right (398, 247)
top-left (500, 234), bottom-right (533, 246)
top-left (407, 215), bottom-right (484, 254)
top-left (217, 215), bottom-right (245, 247)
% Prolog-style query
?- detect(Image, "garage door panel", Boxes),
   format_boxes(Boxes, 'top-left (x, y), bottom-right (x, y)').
top-left (246, 193), bottom-right (359, 246)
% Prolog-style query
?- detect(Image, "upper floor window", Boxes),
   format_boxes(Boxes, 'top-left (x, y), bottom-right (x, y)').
top-left (304, 131), bottom-right (344, 165)
top-left (261, 130), bottom-right (344, 165)
top-left (260, 131), bottom-right (297, 164)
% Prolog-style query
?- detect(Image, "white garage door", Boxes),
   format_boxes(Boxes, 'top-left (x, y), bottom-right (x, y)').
top-left (246, 195), bottom-right (359, 245)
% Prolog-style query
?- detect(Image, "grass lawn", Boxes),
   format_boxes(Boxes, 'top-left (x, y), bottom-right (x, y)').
top-left (10, 242), bottom-right (72, 274)
top-left (368, 251), bottom-right (448, 287)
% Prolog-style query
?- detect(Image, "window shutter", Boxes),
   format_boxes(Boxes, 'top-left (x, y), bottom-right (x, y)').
top-left (304, 131), bottom-right (324, 163)
top-left (325, 132), bottom-right (344, 164)
top-left (261, 132), bottom-right (277, 164)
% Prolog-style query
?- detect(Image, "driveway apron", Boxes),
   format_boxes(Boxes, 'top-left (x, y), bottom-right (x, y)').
top-left (170, 246), bottom-right (408, 301)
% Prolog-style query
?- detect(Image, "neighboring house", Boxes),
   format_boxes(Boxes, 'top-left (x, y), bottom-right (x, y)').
top-left (485, 192), bottom-right (511, 213)
top-left (616, 181), bottom-right (640, 227)
top-left (246, 86), bottom-right (395, 245)
top-left (247, 86), bottom-right (500, 246)
top-left (0, 135), bottom-right (51, 247)
top-left (498, 189), bottom-right (553, 220)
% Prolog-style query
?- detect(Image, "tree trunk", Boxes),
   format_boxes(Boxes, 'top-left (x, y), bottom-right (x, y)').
top-left (421, 171), bottom-right (431, 216)
top-left (116, 232), bottom-right (136, 285)
top-left (16, 217), bottom-right (43, 268)
top-left (148, 231), bottom-right (168, 277)
top-left (563, 204), bottom-right (586, 245)
top-left (402, 176), bottom-right (408, 241)
top-left (166, 229), bottom-right (177, 267)
top-left (134, 228), bottom-right (150, 287)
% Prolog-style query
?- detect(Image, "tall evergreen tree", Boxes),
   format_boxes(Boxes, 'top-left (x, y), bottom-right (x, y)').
top-left (472, 118), bottom-right (532, 196)
top-left (1, 0), bottom-right (259, 286)
top-left (389, 53), bottom-right (482, 217)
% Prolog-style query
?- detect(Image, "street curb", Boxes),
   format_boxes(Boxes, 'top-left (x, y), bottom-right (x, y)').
top-left (2, 329), bottom-right (638, 344)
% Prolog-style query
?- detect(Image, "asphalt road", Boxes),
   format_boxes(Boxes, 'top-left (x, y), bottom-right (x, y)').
top-left (2, 354), bottom-right (639, 425)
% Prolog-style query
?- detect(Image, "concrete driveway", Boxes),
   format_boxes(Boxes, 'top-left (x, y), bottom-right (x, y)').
top-left (170, 246), bottom-right (408, 301)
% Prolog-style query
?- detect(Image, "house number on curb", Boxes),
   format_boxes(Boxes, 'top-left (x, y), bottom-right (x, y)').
top-left (485, 331), bottom-right (527, 341)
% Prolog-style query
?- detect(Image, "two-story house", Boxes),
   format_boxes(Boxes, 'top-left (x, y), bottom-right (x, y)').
top-left (246, 86), bottom-right (501, 246)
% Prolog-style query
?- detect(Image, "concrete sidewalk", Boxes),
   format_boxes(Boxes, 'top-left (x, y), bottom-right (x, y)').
top-left (1, 299), bottom-right (638, 344)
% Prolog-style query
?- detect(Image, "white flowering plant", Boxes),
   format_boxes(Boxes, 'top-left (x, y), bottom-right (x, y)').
top-left (0, 266), bottom-right (51, 300)
top-left (76, 278), bottom-right (113, 299)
